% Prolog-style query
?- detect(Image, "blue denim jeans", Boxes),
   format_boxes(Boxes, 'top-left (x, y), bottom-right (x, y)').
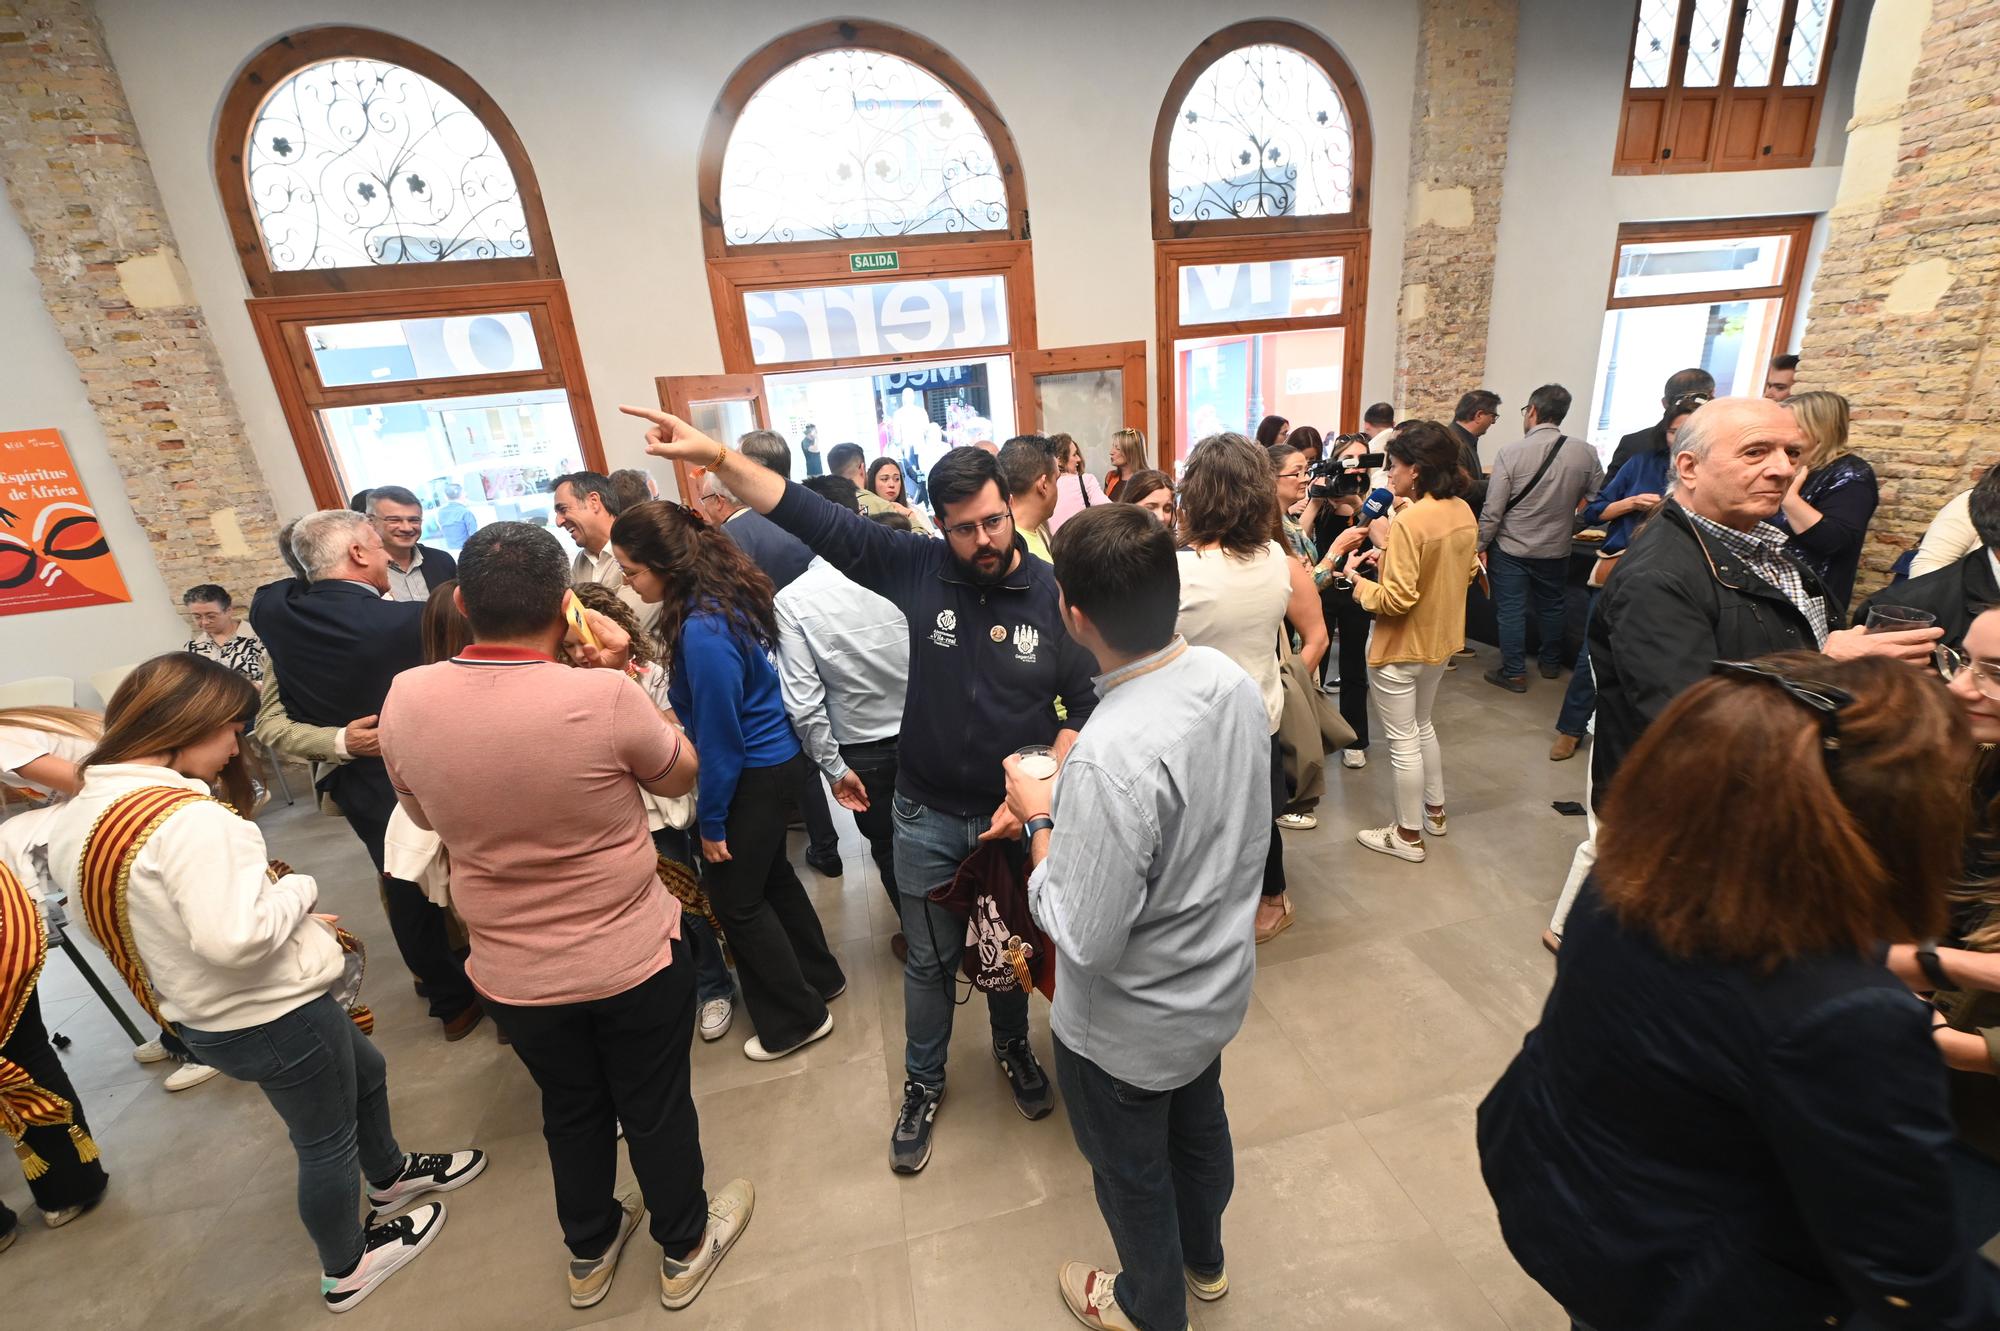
top-left (179, 995), bottom-right (403, 1274)
top-left (1489, 548), bottom-right (1570, 680)
top-left (1555, 589), bottom-right (1600, 738)
top-left (1054, 1039), bottom-right (1232, 1331)
top-left (891, 792), bottom-right (1028, 1088)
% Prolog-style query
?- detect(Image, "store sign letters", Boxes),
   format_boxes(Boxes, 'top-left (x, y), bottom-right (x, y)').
top-left (745, 275), bottom-right (1007, 365)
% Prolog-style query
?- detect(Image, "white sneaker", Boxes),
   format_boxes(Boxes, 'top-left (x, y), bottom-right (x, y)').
top-left (163, 1062), bottom-right (220, 1092)
top-left (131, 1038), bottom-right (169, 1065)
top-left (698, 998), bottom-right (733, 1042)
top-left (1357, 825), bottom-right (1426, 863)
top-left (743, 1013), bottom-right (833, 1062)
top-left (321, 1201), bottom-right (445, 1314)
top-left (366, 1150), bottom-right (487, 1216)
top-left (1425, 808), bottom-right (1448, 837)
top-left (1340, 749), bottom-right (1366, 770)
top-left (1274, 812), bottom-right (1317, 831)
top-left (660, 1179), bottom-right (754, 1309)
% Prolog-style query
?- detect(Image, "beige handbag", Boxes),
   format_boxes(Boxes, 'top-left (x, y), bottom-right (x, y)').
top-left (1277, 637), bottom-right (1356, 806)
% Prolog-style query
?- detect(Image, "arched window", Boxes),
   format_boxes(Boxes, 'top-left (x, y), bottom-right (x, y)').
top-left (217, 27), bottom-right (603, 539)
top-left (1152, 22), bottom-right (1372, 463)
top-left (659, 21), bottom-right (1140, 502)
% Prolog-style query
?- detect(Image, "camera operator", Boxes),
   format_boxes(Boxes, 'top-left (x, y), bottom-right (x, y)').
top-left (1305, 433), bottom-right (1390, 769)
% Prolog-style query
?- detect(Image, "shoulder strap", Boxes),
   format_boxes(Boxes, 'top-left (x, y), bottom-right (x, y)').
top-left (76, 786), bottom-right (218, 1033)
top-left (1077, 472), bottom-right (1093, 507)
top-left (1503, 435), bottom-right (1570, 516)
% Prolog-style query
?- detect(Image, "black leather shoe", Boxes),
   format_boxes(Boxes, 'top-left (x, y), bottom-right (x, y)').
top-left (806, 852), bottom-right (843, 878)
top-left (1483, 668), bottom-right (1528, 694)
top-left (1539, 662), bottom-right (1562, 679)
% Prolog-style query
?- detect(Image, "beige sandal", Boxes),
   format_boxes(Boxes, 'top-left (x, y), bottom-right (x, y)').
top-left (1255, 898), bottom-right (1295, 945)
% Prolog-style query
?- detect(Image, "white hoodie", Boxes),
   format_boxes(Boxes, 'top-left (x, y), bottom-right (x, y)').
top-left (45, 763), bottom-right (343, 1032)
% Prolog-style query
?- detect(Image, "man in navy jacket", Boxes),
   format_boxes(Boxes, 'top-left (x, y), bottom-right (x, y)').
top-left (253, 509), bottom-right (481, 1038)
top-left (625, 405), bottom-right (1098, 1177)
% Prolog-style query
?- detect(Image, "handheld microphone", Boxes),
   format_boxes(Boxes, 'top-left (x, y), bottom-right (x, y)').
top-left (1359, 487), bottom-right (1394, 522)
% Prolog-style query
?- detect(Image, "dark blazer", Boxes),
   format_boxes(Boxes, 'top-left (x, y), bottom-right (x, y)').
top-left (1479, 884), bottom-right (2000, 1331)
top-left (1449, 420), bottom-right (1488, 516)
top-left (251, 577), bottom-right (424, 823)
top-left (1589, 502), bottom-right (1842, 809)
top-left (1860, 545), bottom-right (2000, 650)
top-left (718, 509), bottom-right (812, 590)
top-left (1606, 420), bottom-right (1666, 483)
top-left (408, 543), bottom-right (458, 592)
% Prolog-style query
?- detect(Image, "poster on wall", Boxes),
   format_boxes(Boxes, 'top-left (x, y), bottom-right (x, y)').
top-left (0, 428), bottom-right (132, 617)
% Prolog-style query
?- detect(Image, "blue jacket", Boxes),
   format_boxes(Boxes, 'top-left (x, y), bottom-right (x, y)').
top-left (665, 612), bottom-right (801, 839)
top-left (765, 482), bottom-right (1099, 817)
top-left (1580, 446), bottom-right (1670, 554)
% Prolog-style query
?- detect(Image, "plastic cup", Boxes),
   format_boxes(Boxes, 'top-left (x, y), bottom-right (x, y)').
top-left (1865, 605), bottom-right (1936, 634)
top-left (1013, 745), bottom-right (1057, 780)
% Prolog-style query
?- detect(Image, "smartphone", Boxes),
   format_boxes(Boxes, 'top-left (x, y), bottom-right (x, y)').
top-left (562, 588), bottom-right (598, 649)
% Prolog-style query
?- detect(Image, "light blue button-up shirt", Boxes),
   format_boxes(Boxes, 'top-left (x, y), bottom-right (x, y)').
top-left (773, 557), bottom-right (910, 781)
top-left (1027, 638), bottom-right (1268, 1091)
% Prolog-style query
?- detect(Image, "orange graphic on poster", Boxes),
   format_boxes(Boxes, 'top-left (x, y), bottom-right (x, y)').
top-left (0, 428), bottom-right (132, 617)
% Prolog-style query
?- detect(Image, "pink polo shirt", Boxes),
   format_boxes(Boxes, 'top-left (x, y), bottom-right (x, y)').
top-left (380, 646), bottom-right (685, 1006)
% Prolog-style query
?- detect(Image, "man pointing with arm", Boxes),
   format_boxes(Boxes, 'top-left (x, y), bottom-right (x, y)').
top-left (624, 405), bottom-right (1098, 1177)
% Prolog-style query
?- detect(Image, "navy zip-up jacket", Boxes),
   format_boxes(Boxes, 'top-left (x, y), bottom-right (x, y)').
top-left (765, 481), bottom-right (1099, 817)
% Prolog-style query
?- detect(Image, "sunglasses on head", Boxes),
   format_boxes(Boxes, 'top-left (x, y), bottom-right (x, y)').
top-left (1711, 659), bottom-right (1854, 768)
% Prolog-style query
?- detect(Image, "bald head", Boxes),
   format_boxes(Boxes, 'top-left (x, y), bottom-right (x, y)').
top-left (1671, 396), bottom-right (1805, 531)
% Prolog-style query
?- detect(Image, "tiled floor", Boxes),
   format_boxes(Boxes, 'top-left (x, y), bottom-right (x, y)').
top-left (2, 652), bottom-right (1582, 1329)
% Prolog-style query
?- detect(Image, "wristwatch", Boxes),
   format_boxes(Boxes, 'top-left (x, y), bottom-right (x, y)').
top-left (1916, 938), bottom-right (1952, 991)
top-left (1023, 814), bottom-right (1055, 842)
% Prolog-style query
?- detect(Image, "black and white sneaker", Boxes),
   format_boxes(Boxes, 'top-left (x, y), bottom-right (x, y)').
top-left (995, 1038), bottom-right (1055, 1120)
top-left (365, 1150), bottom-right (487, 1217)
top-left (889, 1080), bottom-right (943, 1174)
top-left (321, 1201), bottom-right (445, 1314)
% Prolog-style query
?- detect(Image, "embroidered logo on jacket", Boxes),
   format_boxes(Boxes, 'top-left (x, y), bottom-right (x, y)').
top-left (1012, 624), bottom-right (1039, 663)
top-left (931, 608), bottom-right (958, 649)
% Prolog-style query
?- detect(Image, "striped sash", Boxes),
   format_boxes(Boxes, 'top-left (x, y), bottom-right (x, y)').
top-left (0, 860), bottom-right (99, 1178)
top-left (76, 785), bottom-right (212, 1035)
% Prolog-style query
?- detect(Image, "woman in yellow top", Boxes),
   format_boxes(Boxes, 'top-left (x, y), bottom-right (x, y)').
top-left (1331, 422), bottom-right (1479, 863)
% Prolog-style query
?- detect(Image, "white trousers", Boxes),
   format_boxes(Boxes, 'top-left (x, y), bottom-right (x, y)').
top-left (1550, 743), bottom-right (1597, 936)
top-left (1369, 660), bottom-right (1446, 832)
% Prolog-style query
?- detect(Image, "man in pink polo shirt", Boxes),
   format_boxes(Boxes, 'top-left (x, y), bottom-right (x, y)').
top-left (380, 522), bottom-right (754, 1313)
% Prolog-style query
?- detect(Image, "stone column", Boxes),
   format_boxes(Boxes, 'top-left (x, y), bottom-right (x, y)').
top-left (1796, 0), bottom-right (2000, 593)
top-left (1393, 0), bottom-right (1520, 420)
top-left (0, 0), bottom-right (287, 603)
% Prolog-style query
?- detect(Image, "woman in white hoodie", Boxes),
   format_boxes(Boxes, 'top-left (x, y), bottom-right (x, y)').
top-left (45, 653), bottom-right (486, 1315)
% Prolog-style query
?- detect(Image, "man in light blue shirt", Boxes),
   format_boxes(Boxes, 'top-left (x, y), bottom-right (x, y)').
top-left (774, 486), bottom-right (912, 916)
top-left (1003, 504), bottom-right (1266, 1331)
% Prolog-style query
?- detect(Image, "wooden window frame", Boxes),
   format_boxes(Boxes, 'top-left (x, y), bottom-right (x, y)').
top-left (1604, 213), bottom-right (1815, 337)
top-left (1614, 0), bottom-right (1844, 176)
top-left (216, 28), bottom-right (600, 509)
top-left (1151, 21), bottom-right (1373, 464)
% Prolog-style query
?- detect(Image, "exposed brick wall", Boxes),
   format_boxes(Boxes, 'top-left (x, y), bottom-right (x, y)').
top-left (1393, 0), bottom-right (1519, 420)
top-left (1798, 0), bottom-right (2000, 595)
top-left (0, 0), bottom-right (286, 607)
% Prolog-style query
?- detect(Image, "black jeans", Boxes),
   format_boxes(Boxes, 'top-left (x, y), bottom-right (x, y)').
top-left (486, 942), bottom-right (707, 1261)
top-left (794, 763), bottom-right (840, 864)
top-left (1, 989), bottom-right (108, 1218)
top-left (1322, 584), bottom-right (1373, 751)
top-left (1054, 1039), bottom-right (1232, 1331)
top-left (342, 802), bottom-right (475, 1020)
top-left (839, 736), bottom-right (901, 913)
top-left (1263, 734), bottom-right (1287, 902)
top-left (703, 754), bottom-right (845, 1051)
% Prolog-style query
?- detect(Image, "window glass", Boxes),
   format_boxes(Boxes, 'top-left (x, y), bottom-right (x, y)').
top-left (742, 274), bottom-right (1008, 365)
top-left (308, 312), bottom-right (541, 387)
top-left (1165, 44), bottom-right (1355, 223)
top-left (1033, 370), bottom-right (1126, 477)
top-left (1176, 256), bottom-right (1344, 325)
top-left (248, 59), bottom-right (531, 272)
top-left (1734, 0), bottom-right (1783, 85)
top-left (763, 355), bottom-right (1016, 496)
top-left (719, 49), bottom-right (1007, 245)
top-left (1612, 233), bottom-right (1792, 300)
top-left (1784, 0), bottom-right (1835, 85)
top-left (317, 387), bottom-right (581, 554)
top-left (1588, 298), bottom-right (1784, 446)
top-left (1629, 0), bottom-right (1681, 88)
top-left (1173, 328), bottom-right (1345, 447)
top-left (1682, 0), bottom-right (1732, 87)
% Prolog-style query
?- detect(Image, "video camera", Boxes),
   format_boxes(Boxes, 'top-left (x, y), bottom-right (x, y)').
top-left (1307, 437), bottom-right (1385, 501)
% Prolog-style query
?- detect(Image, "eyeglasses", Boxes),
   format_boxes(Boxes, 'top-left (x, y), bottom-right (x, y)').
top-left (1712, 659), bottom-right (1854, 766)
top-left (942, 512), bottom-right (1013, 541)
top-left (1936, 644), bottom-right (2000, 701)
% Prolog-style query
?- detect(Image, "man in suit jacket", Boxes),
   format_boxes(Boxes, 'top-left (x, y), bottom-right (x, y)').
top-left (365, 485), bottom-right (459, 602)
top-left (254, 509), bottom-right (482, 1038)
top-left (1606, 368), bottom-right (1716, 483)
top-left (1860, 463), bottom-right (2000, 649)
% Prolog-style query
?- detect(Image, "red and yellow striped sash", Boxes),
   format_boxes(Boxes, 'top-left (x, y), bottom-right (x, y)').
top-left (76, 785), bottom-right (213, 1036)
top-left (0, 860), bottom-right (98, 1178)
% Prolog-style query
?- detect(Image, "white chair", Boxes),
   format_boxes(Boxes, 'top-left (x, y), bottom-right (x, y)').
top-left (88, 665), bottom-right (136, 707)
top-left (0, 676), bottom-right (74, 709)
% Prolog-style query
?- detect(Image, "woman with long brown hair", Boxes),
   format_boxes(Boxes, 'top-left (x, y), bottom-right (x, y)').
top-left (1116, 468), bottom-right (1177, 529)
top-left (1173, 432), bottom-right (1328, 943)
top-left (44, 653), bottom-right (484, 1313)
top-left (1105, 427), bottom-right (1147, 499)
top-left (1479, 654), bottom-right (2000, 1330)
top-left (610, 500), bottom-right (844, 1062)
top-left (1048, 432), bottom-right (1110, 533)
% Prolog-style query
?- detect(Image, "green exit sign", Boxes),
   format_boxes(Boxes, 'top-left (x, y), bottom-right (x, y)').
top-left (849, 250), bottom-right (900, 274)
